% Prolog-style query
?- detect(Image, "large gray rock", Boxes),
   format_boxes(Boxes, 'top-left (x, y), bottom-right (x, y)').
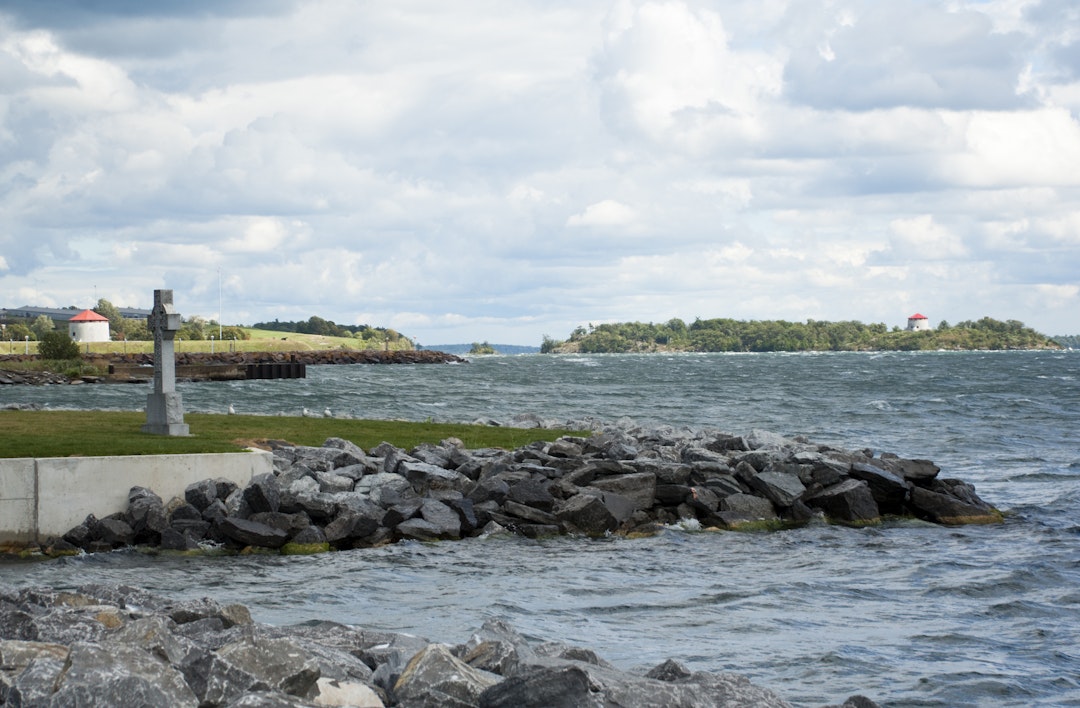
top-left (587, 472), bottom-right (657, 511)
top-left (419, 499), bottom-right (463, 539)
top-left (217, 517), bottom-right (290, 549)
top-left (243, 473), bottom-right (281, 514)
top-left (49, 641), bottom-right (199, 707)
top-left (506, 479), bottom-right (556, 511)
top-left (848, 462), bottom-right (909, 514)
top-left (908, 482), bottom-right (1000, 525)
top-left (393, 643), bottom-right (499, 708)
top-left (805, 480), bottom-right (880, 523)
top-left (400, 461), bottom-right (474, 495)
top-left (748, 471), bottom-right (806, 508)
top-left (719, 493), bottom-right (778, 520)
top-left (555, 494), bottom-right (619, 536)
top-left (478, 665), bottom-right (596, 707)
top-left (216, 635), bottom-right (322, 698)
top-left (127, 486), bottom-right (168, 541)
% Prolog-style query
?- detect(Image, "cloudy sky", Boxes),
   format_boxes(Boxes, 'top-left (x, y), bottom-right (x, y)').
top-left (1, 0), bottom-right (1078, 344)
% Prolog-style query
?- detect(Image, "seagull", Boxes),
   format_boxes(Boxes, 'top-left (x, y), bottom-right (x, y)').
top-left (227, 403), bottom-right (236, 415)
top-left (323, 407), bottom-right (333, 418)
top-left (302, 407), bottom-right (313, 417)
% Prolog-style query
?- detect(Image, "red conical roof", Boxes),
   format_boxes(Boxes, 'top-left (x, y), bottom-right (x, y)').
top-left (69, 309), bottom-right (109, 322)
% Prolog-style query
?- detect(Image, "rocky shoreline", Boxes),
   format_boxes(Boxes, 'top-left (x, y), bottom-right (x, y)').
top-left (5, 422), bottom-right (1001, 706)
top-left (50, 421), bottom-right (1001, 558)
top-left (0, 349), bottom-right (467, 386)
top-left (0, 583), bottom-right (878, 708)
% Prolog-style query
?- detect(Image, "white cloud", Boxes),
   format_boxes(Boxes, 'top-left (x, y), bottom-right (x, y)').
top-left (567, 199), bottom-right (639, 227)
top-left (0, 1), bottom-right (1078, 342)
top-left (888, 215), bottom-right (968, 260)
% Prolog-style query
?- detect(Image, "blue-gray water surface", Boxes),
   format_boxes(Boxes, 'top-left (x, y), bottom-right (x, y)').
top-left (2, 351), bottom-right (1079, 707)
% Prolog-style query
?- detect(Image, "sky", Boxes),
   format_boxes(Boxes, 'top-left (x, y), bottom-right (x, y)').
top-left (1, 0), bottom-right (1079, 345)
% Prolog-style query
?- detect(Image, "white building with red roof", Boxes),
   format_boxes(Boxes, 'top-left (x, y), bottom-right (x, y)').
top-left (906, 313), bottom-right (931, 332)
top-left (67, 309), bottom-right (110, 342)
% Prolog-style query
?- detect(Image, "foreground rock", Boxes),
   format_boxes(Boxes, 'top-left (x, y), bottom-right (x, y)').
top-left (0, 583), bottom-right (879, 707)
top-left (54, 422), bottom-right (1003, 558)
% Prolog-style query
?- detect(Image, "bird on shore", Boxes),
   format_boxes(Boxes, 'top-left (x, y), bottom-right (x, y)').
top-left (302, 407), bottom-right (313, 417)
top-left (227, 403), bottom-right (236, 415)
top-left (323, 407), bottom-right (333, 418)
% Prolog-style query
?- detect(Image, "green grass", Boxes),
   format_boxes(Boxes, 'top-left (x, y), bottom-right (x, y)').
top-left (1, 328), bottom-right (416, 357)
top-left (0, 410), bottom-right (582, 458)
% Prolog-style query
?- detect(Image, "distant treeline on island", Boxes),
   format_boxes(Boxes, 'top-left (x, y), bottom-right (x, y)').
top-left (542, 317), bottom-right (1062, 353)
top-left (251, 316), bottom-right (407, 345)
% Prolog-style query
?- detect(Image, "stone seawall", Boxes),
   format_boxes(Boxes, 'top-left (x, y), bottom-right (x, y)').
top-left (49, 421), bottom-right (1001, 558)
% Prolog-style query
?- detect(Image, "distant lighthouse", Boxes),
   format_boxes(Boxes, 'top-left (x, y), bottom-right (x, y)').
top-left (906, 313), bottom-right (931, 331)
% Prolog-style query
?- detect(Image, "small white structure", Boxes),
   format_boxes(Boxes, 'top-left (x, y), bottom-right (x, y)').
top-left (906, 313), bottom-right (931, 331)
top-left (67, 309), bottom-right (110, 342)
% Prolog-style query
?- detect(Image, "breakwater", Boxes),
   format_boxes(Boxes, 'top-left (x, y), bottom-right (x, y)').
top-left (0, 583), bottom-right (878, 707)
top-left (52, 422), bottom-right (999, 558)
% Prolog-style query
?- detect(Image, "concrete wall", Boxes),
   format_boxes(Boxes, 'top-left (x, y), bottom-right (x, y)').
top-left (0, 450), bottom-right (273, 545)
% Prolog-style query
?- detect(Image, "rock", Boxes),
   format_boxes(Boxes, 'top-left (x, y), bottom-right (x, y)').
top-left (588, 472), bottom-right (657, 511)
top-left (393, 643), bottom-right (499, 707)
top-left (96, 517), bottom-right (136, 547)
top-left (127, 486), bottom-right (169, 541)
top-left (49, 642), bottom-right (199, 706)
top-left (313, 676), bottom-right (385, 707)
top-left (400, 461), bottom-right (474, 495)
top-left (555, 493), bottom-right (619, 536)
top-left (506, 479), bottom-right (556, 511)
top-left (217, 517), bottom-right (290, 549)
top-left (885, 457), bottom-right (940, 482)
top-left (185, 478), bottom-right (220, 511)
top-left (217, 635), bottom-right (322, 697)
top-left (244, 473), bottom-right (282, 514)
top-left (908, 482), bottom-right (1001, 525)
top-left (503, 500), bottom-right (559, 526)
top-left (478, 665), bottom-right (595, 707)
top-left (748, 471), bottom-right (806, 508)
top-left (848, 462), bottom-right (909, 514)
top-left (718, 494), bottom-right (778, 520)
top-left (321, 437), bottom-right (371, 468)
top-left (419, 499), bottom-right (463, 539)
top-left (805, 480), bottom-right (880, 523)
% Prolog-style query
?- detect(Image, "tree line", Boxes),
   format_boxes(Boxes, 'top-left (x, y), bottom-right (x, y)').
top-left (541, 317), bottom-right (1060, 353)
top-left (250, 316), bottom-right (405, 345)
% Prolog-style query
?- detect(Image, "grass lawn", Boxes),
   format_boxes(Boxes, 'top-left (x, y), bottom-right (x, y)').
top-left (2, 328), bottom-right (414, 358)
top-left (0, 410), bottom-right (582, 458)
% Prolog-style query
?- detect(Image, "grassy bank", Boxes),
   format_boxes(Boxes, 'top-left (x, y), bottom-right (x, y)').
top-left (1, 328), bottom-right (417, 358)
top-left (0, 410), bottom-right (580, 458)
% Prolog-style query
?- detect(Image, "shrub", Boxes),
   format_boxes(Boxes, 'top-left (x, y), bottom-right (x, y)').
top-left (39, 331), bottom-right (81, 360)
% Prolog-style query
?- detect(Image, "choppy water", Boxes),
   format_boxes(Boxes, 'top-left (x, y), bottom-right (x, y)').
top-left (3, 351), bottom-right (1079, 707)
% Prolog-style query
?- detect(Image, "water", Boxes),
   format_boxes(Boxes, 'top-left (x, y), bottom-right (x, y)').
top-left (3, 351), bottom-right (1079, 707)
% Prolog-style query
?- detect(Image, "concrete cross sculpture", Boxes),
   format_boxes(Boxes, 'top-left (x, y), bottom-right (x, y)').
top-left (141, 289), bottom-right (190, 436)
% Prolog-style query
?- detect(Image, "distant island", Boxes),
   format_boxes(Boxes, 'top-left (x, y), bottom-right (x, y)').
top-left (425, 343), bottom-right (541, 355)
top-left (541, 317), bottom-right (1062, 354)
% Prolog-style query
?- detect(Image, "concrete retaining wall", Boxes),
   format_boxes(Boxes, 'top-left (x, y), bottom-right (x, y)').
top-left (0, 450), bottom-right (273, 545)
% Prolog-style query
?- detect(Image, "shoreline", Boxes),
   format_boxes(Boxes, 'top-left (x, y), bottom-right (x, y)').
top-left (16, 421), bottom-right (1002, 560)
top-left (0, 582), bottom-right (880, 707)
top-left (0, 349), bottom-right (467, 386)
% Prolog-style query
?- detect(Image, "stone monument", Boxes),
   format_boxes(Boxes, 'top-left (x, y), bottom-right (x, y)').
top-left (141, 289), bottom-right (189, 436)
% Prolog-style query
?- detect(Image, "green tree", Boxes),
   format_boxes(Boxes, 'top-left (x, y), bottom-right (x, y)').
top-left (30, 315), bottom-right (55, 340)
top-left (469, 341), bottom-right (496, 355)
top-left (39, 331), bottom-right (81, 360)
top-left (93, 298), bottom-right (125, 339)
top-left (4, 323), bottom-right (32, 342)
top-left (179, 316), bottom-right (207, 340)
top-left (124, 319), bottom-right (149, 341)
